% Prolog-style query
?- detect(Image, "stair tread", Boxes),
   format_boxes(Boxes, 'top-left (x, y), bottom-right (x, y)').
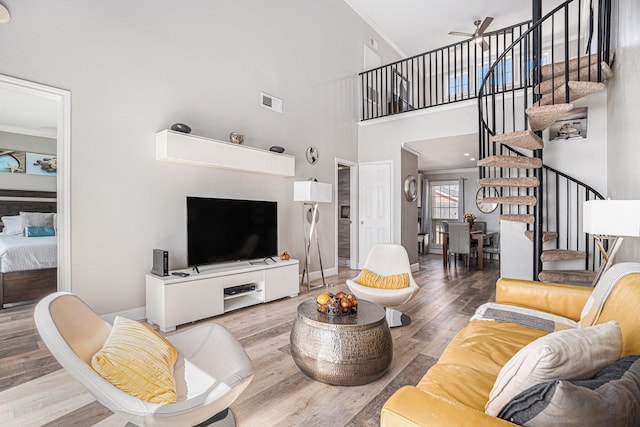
top-left (500, 214), bottom-right (535, 224)
top-left (524, 230), bottom-right (558, 242)
top-left (540, 53), bottom-right (614, 80)
top-left (539, 81), bottom-right (606, 106)
top-left (526, 103), bottom-right (574, 132)
top-left (477, 155), bottom-right (542, 169)
top-left (539, 270), bottom-right (596, 283)
top-left (492, 130), bottom-right (544, 150)
top-left (541, 249), bottom-right (586, 262)
top-left (536, 62), bottom-right (613, 94)
top-left (484, 196), bottom-right (537, 206)
top-left (478, 177), bottom-right (539, 188)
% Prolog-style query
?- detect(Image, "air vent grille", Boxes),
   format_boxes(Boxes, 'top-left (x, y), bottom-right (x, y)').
top-left (260, 92), bottom-right (283, 113)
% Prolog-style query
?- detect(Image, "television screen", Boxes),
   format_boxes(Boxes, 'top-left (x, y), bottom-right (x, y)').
top-left (187, 197), bottom-right (277, 266)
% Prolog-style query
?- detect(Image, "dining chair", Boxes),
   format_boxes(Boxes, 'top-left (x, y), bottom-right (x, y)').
top-left (448, 223), bottom-right (478, 270)
top-left (483, 232), bottom-right (500, 264)
top-left (471, 221), bottom-right (487, 233)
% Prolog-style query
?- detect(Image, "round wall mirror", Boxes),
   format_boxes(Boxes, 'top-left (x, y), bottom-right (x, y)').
top-left (306, 146), bottom-right (319, 164)
top-left (404, 175), bottom-right (418, 201)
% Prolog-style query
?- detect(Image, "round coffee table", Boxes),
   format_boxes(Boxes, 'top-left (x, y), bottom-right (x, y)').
top-left (290, 298), bottom-right (392, 386)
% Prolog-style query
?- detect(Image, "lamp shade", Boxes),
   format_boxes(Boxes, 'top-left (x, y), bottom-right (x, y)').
top-left (294, 181), bottom-right (332, 203)
top-left (583, 200), bottom-right (640, 236)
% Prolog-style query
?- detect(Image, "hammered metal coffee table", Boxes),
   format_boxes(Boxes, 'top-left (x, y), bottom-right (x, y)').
top-left (290, 298), bottom-right (393, 386)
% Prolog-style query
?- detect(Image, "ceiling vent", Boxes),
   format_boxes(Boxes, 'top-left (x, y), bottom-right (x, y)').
top-left (261, 92), bottom-right (283, 113)
top-left (368, 36), bottom-right (378, 50)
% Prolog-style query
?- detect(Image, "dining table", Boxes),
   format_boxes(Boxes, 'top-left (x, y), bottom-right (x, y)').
top-left (442, 229), bottom-right (497, 271)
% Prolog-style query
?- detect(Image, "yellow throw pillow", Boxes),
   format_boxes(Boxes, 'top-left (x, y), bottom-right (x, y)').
top-left (91, 316), bottom-right (178, 404)
top-left (358, 269), bottom-right (410, 289)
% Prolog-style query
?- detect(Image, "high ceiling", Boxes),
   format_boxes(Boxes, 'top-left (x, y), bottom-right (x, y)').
top-left (345, 0), bottom-right (570, 171)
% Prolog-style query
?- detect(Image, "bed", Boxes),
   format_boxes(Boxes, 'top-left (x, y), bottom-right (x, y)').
top-left (0, 189), bottom-right (57, 308)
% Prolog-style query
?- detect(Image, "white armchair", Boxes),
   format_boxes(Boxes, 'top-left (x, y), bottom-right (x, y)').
top-left (34, 292), bottom-right (254, 427)
top-left (346, 244), bottom-right (420, 327)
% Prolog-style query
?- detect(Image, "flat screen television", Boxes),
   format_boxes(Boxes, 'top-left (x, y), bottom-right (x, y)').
top-left (187, 197), bottom-right (278, 267)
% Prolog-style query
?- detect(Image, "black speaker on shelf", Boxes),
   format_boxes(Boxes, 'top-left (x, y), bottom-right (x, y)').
top-left (151, 249), bottom-right (169, 276)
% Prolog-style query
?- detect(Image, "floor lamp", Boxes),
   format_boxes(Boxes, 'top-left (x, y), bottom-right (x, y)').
top-left (294, 181), bottom-right (332, 291)
top-left (583, 199), bottom-right (640, 285)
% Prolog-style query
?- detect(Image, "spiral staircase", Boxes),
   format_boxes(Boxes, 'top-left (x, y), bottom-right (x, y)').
top-left (477, 0), bottom-right (613, 283)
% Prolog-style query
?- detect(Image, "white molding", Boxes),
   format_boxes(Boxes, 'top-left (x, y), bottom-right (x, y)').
top-left (300, 266), bottom-right (339, 285)
top-left (0, 74), bottom-right (71, 293)
top-left (423, 167), bottom-right (478, 175)
top-left (343, 0), bottom-right (407, 59)
top-left (101, 306), bottom-right (146, 324)
top-left (0, 123), bottom-right (57, 139)
top-left (401, 144), bottom-right (422, 157)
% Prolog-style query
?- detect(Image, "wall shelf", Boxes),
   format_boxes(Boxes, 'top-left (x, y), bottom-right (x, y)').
top-left (156, 129), bottom-right (295, 177)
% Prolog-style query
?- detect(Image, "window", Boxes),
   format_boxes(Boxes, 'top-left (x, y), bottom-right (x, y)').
top-left (477, 58), bottom-right (513, 88)
top-left (449, 75), bottom-right (469, 97)
top-left (430, 181), bottom-right (459, 245)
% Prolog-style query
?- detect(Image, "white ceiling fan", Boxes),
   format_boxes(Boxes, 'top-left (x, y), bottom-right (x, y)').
top-left (448, 17), bottom-right (494, 50)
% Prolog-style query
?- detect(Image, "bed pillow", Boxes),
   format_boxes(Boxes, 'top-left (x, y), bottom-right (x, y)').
top-left (497, 355), bottom-right (640, 426)
top-left (20, 211), bottom-right (55, 228)
top-left (485, 320), bottom-right (622, 416)
top-left (1, 215), bottom-right (22, 235)
top-left (91, 316), bottom-right (179, 404)
top-left (357, 268), bottom-right (409, 289)
top-left (24, 226), bottom-right (56, 237)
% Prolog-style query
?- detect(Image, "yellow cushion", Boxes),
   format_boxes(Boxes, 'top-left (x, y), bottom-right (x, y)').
top-left (358, 268), bottom-right (409, 289)
top-left (91, 316), bottom-right (178, 404)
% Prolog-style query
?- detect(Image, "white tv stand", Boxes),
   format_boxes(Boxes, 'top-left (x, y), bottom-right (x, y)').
top-left (146, 259), bottom-right (299, 333)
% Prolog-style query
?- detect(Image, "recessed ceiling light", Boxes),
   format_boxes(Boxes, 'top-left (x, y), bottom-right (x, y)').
top-left (470, 157), bottom-right (476, 161)
top-left (463, 153), bottom-right (470, 156)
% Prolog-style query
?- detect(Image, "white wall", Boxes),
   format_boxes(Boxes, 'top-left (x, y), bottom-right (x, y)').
top-left (358, 100), bottom-right (480, 243)
top-left (606, 0), bottom-right (640, 262)
top-left (0, 0), bottom-right (400, 314)
top-left (401, 148), bottom-right (418, 264)
top-left (0, 131), bottom-right (56, 191)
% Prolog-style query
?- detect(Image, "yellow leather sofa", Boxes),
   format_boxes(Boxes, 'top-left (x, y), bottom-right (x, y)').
top-left (381, 263), bottom-right (640, 426)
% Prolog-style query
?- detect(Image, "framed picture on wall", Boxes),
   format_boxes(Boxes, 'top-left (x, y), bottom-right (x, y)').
top-left (549, 107), bottom-right (588, 140)
top-left (340, 205), bottom-right (350, 219)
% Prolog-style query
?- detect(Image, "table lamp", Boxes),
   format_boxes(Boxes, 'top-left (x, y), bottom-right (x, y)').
top-left (294, 181), bottom-right (332, 290)
top-left (583, 199), bottom-right (640, 284)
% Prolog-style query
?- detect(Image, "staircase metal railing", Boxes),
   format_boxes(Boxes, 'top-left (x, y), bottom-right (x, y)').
top-left (358, 21), bottom-right (531, 121)
top-left (478, 0), bottom-right (612, 280)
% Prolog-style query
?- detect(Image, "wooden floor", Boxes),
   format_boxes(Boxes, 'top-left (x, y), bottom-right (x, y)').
top-left (0, 254), bottom-right (500, 427)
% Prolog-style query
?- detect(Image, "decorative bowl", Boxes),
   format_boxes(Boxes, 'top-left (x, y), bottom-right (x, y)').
top-left (171, 123), bottom-right (191, 134)
top-left (269, 146), bottom-right (285, 153)
top-left (316, 291), bottom-right (358, 315)
top-left (229, 132), bottom-right (244, 144)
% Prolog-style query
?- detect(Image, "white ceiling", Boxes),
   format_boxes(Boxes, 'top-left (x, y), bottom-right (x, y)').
top-left (0, 86), bottom-right (57, 139)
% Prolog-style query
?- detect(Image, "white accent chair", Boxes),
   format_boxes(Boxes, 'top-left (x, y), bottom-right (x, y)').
top-left (34, 292), bottom-right (254, 427)
top-left (346, 244), bottom-right (420, 327)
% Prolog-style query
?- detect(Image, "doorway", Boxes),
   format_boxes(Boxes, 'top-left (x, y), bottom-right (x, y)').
top-left (335, 159), bottom-right (357, 271)
top-left (0, 74), bottom-right (71, 291)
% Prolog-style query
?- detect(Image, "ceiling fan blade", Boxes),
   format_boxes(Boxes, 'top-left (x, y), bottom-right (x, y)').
top-left (476, 16), bottom-right (494, 35)
top-left (448, 31), bottom-right (474, 37)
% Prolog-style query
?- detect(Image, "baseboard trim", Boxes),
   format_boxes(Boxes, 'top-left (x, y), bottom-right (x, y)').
top-left (299, 267), bottom-right (339, 285)
top-left (410, 263), bottom-right (420, 272)
top-left (101, 306), bottom-right (146, 323)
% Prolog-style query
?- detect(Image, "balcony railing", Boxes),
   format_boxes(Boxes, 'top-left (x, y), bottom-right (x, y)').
top-left (359, 21), bottom-right (532, 121)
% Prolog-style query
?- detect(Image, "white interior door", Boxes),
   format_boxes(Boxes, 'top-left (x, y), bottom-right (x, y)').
top-left (358, 162), bottom-right (392, 269)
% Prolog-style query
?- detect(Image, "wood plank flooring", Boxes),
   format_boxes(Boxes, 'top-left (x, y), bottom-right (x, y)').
top-left (0, 254), bottom-right (500, 426)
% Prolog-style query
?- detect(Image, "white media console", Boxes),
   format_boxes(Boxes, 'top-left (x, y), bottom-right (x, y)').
top-left (146, 259), bottom-right (299, 332)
